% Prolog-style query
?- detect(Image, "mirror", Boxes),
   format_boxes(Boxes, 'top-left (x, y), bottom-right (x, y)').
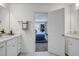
top-left (0, 4), bottom-right (10, 34)
top-left (70, 4), bottom-right (79, 34)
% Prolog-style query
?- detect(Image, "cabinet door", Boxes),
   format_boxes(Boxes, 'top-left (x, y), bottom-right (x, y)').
top-left (65, 37), bottom-right (68, 54)
top-left (68, 38), bottom-right (79, 56)
top-left (0, 42), bottom-right (6, 56)
top-left (17, 36), bottom-right (22, 54)
top-left (7, 38), bottom-right (17, 56)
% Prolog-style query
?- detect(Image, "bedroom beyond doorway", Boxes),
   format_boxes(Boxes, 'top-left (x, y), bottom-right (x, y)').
top-left (34, 12), bottom-right (48, 52)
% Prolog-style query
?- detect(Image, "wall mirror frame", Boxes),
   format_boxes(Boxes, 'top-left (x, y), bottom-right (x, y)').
top-left (70, 3), bottom-right (79, 35)
top-left (0, 3), bottom-right (10, 34)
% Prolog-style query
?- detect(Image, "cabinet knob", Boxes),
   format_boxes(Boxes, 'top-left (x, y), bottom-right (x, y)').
top-left (0, 46), bottom-right (4, 48)
top-left (12, 45), bottom-right (15, 47)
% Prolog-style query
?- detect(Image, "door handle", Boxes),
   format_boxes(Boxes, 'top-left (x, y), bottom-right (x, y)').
top-left (62, 34), bottom-right (64, 36)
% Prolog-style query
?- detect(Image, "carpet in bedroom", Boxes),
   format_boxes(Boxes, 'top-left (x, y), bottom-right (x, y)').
top-left (36, 43), bottom-right (48, 52)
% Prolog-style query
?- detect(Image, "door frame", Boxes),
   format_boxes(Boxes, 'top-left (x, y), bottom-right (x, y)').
top-left (34, 12), bottom-right (48, 52)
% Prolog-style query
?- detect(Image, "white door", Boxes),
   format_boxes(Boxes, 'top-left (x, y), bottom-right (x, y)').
top-left (48, 8), bottom-right (65, 56)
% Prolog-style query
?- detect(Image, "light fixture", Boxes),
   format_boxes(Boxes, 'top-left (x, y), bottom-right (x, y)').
top-left (17, 17), bottom-right (32, 30)
top-left (75, 3), bottom-right (79, 10)
top-left (22, 21), bottom-right (29, 30)
top-left (17, 20), bottom-right (31, 30)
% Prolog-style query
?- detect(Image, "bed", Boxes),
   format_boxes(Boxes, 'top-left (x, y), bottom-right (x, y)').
top-left (36, 32), bottom-right (47, 43)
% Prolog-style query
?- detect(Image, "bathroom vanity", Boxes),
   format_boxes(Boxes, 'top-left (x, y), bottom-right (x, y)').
top-left (0, 34), bottom-right (22, 56)
top-left (65, 34), bottom-right (79, 56)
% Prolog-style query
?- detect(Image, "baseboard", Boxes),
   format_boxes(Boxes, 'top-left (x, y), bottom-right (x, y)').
top-left (48, 51), bottom-right (67, 56)
top-left (48, 51), bottom-right (59, 56)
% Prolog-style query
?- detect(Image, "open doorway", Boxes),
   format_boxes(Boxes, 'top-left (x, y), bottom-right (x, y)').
top-left (34, 12), bottom-right (48, 52)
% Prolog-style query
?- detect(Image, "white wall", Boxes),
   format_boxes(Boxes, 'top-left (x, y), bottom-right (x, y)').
top-left (64, 5), bottom-right (71, 34)
top-left (8, 3), bottom-right (71, 54)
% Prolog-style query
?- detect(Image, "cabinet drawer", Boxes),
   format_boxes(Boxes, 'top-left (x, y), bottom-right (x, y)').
top-left (7, 38), bottom-right (17, 47)
top-left (68, 38), bottom-right (79, 45)
top-left (17, 36), bottom-right (22, 43)
top-left (0, 42), bottom-right (6, 56)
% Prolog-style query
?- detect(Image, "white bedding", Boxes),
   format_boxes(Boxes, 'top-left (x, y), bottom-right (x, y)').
top-left (36, 32), bottom-right (45, 34)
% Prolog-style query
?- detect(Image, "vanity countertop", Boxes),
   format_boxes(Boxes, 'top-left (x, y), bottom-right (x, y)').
top-left (64, 34), bottom-right (79, 40)
top-left (0, 34), bottom-right (21, 43)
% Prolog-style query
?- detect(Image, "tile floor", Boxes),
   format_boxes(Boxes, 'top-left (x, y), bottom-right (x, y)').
top-left (34, 52), bottom-right (56, 56)
top-left (19, 51), bottom-right (56, 56)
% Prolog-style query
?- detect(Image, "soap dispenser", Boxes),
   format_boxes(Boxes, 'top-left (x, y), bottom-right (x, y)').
top-left (9, 30), bottom-right (14, 35)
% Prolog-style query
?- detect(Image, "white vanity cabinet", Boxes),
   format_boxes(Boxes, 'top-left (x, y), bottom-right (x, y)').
top-left (0, 35), bottom-right (22, 56)
top-left (6, 38), bottom-right (17, 56)
top-left (66, 37), bottom-right (79, 56)
top-left (0, 42), bottom-right (6, 56)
